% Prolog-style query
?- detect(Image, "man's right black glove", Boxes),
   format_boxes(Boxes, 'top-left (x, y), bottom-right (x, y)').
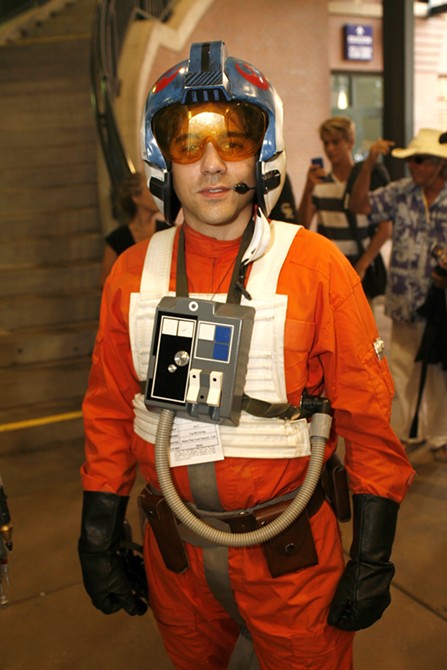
top-left (328, 493), bottom-right (399, 631)
top-left (78, 491), bottom-right (148, 616)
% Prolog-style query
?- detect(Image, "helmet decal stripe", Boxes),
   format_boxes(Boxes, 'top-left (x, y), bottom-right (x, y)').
top-left (235, 63), bottom-right (269, 91)
top-left (153, 66), bottom-right (182, 94)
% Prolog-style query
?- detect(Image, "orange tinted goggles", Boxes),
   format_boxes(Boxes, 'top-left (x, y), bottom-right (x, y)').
top-left (152, 101), bottom-right (266, 164)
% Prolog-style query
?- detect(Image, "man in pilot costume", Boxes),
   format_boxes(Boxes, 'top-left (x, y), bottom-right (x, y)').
top-left (78, 42), bottom-right (414, 669)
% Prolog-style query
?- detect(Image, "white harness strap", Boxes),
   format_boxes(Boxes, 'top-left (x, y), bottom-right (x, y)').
top-left (129, 227), bottom-right (177, 379)
top-left (130, 217), bottom-right (311, 459)
top-left (141, 226), bottom-right (177, 295)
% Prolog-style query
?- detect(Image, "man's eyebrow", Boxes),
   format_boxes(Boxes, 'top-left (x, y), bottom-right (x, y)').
top-left (173, 133), bottom-right (201, 145)
top-left (223, 131), bottom-right (247, 138)
top-left (173, 130), bottom-right (248, 145)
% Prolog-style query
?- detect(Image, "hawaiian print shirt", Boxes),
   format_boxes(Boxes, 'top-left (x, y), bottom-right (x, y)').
top-left (368, 177), bottom-right (447, 322)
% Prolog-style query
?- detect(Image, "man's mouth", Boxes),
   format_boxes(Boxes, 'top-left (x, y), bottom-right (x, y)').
top-left (200, 185), bottom-right (230, 195)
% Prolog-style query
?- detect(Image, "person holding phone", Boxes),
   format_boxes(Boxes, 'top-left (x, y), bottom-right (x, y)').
top-left (297, 116), bottom-right (391, 302)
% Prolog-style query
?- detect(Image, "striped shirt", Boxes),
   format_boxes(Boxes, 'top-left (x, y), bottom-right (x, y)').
top-left (312, 174), bottom-right (370, 262)
top-left (311, 162), bottom-right (389, 263)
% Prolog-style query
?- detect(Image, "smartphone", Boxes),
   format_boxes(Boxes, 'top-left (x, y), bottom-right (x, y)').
top-left (430, 241), bottom-right (445, 261)
top-left (311, 157), bottom-right (324, 168)
top-left (431, 242), bottom-right (447, 276)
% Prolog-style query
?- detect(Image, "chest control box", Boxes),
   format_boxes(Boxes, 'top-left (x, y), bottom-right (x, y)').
top-left (144, 296), bottom-right (255, 425)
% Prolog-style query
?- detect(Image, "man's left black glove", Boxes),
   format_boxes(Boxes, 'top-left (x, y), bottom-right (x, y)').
top-left (78, 491), bottom-right (148, 616)
top-left (328, 493), bottom-right (399, 631)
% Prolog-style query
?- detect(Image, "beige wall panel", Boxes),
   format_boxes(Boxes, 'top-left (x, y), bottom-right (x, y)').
top-left (414, 15), bottom-right (447, 134)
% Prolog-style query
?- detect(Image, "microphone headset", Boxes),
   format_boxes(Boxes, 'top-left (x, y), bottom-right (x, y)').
top-left (233, 182), bottom-right (256, 194)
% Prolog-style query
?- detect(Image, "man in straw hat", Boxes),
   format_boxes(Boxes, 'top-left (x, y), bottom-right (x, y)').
top-left (350, 128), bottom-right (447, 461)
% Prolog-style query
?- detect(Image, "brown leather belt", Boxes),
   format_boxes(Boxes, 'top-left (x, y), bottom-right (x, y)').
top-left (179, 483), bottom-right (325, 577)
top-left (140, 483), bottom-right (326, 577)
top-left (222, 482), bottom-right (325, 534)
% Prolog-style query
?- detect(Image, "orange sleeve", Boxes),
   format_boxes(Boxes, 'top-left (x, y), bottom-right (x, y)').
top-left (280, 228), bottom-right (415, 503)
top-left (80, 241), bottom-right (149, 495)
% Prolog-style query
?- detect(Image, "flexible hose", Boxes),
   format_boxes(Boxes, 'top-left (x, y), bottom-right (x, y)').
top-left (155, 409), bottom-right (330, 548)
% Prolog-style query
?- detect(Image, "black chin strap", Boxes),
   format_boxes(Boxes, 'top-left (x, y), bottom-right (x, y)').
top-left (225, 218), bottom-right (254, 304)
top-left (175, 219), bottom-right (255, 304)
top-left (175, 226), bottom-right (189, 297)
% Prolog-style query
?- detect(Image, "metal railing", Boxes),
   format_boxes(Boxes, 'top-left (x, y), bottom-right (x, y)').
top-left (90, 0), bottom-right (174, 213)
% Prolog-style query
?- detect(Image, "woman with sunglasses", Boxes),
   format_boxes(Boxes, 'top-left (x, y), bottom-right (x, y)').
top-left (350, 129), bottom-right (447, 462)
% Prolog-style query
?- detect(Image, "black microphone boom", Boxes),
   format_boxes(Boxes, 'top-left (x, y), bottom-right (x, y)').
top-left (233, 182), bottom-right (256, 194)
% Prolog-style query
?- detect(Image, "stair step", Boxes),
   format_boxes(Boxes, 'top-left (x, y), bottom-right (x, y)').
top-left (0, 206), bottom-right (99, 236)
top-left (2, 98), bottom-right (94, 137)
top-left (11, 0), bottom-right (96, 43)
top-left (1, 75), bottom-right (90, 97)
top-left (0, 231), bottom-right (103, 265)
top-left (1, 320), bottom-right (98, 367)
top-left (0, 141), bottom-right (96, 170)
top-left (0, 397), bottom-right (85, 457)
top-left (1, 123), bottom-right (96, 150)
top-left (2, 85), bottom-right (93, 112)
top-left (2, 162), bottom-right (97, 188)
top-left (0, 289), bottom-right (100, 329)
top-left (0, 182), bottom-right (98, 212)
top-left (0, 1), bottom-right (94, 51)
top-left (0, 48), bottom-right (90, 85)
top-left (0, 356), bottom-right (92, 409)
top-left (0, 260), bottom-right (100, 296)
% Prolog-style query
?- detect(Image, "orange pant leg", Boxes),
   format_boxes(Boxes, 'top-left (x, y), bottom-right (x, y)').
top-left (144, 502), bottom-right (354, 670)
top-left (144, 530), bottom-right (239, 669)
top-left (231, 502), bottom-right (354, 669)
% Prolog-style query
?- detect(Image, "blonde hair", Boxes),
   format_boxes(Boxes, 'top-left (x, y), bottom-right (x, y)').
top-left (319, 116), bottom-right (355, 144)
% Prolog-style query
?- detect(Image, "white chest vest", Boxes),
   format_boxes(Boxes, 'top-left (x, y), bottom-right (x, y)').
top-left (130, 218), bottom-right (311, 459)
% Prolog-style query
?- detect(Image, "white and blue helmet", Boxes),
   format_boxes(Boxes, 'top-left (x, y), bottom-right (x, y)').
top-left (141, 41), bottom-right (286, 224)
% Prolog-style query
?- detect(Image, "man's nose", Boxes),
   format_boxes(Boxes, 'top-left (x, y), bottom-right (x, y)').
top-left (200, 141), bottom-right (226, 173)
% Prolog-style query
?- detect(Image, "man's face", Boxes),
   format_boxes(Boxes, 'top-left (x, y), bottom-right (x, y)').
top-left (171, 143), bottom-right (256, 239)
top-left (405, 155), bottom-right (445, 189)
top-left (321, 130), bottom-right (353, 168)
top-left (154, 101), bottom-right (265, 238)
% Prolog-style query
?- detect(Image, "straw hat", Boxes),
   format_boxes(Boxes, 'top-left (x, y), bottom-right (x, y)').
top-left (391, 128), bottom-right (447, 160)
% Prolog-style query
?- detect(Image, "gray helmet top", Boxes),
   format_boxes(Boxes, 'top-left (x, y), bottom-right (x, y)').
top-left (141, 41), bottom-right (286, 224)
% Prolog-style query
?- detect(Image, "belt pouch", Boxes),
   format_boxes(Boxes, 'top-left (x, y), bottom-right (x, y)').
top-left (254, 502), bottom-right (318, 578)
top-left (322, 454), bottom-right (352, 522)
top-left (138, 488), bottom-right (189, 574)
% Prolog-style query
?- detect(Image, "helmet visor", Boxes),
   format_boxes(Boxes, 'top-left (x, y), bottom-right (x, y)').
top-left (152, 101), bottom-right (266, 164)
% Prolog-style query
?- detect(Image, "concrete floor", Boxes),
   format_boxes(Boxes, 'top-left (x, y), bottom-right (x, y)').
top-left (1, 302), bottom-right (447, 669)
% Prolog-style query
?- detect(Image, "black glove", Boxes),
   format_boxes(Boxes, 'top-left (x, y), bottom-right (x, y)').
top-left (78, 491), bottom-right (148, 616)
top-left (328, 493), bottom-right (399, 631)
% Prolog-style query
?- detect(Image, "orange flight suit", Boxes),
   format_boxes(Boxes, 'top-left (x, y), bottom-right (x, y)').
top-left (82, 221), bottom-right (414, 669)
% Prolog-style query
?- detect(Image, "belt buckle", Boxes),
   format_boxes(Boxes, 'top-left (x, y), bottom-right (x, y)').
top-left (226, 511), bottom-right (258, 534)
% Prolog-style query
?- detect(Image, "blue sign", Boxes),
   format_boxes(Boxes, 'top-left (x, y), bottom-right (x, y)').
top-left (344, 24), bottom-right (373, 61)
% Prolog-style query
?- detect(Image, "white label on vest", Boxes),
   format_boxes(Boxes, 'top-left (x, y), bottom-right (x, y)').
top-left (170, 418), bottom-right (224, 467)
